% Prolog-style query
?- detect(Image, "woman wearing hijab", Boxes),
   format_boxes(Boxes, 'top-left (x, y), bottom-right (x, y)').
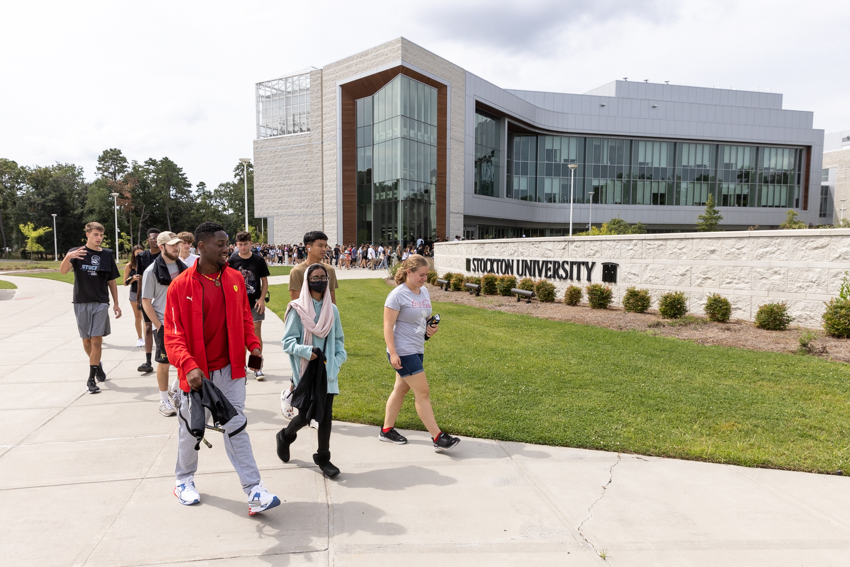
top-left (277, 264), bottom-right (347, 478)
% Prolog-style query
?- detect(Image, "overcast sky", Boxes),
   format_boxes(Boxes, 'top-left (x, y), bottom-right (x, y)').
top-left (2, 0), bottom-right (847, 187)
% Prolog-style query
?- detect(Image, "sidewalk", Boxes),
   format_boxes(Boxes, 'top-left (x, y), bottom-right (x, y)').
top-left (0, 274), bottom-right (848, 566)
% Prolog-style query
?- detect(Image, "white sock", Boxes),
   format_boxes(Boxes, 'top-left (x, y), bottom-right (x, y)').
top-left (160, 391), bottom-right (169, 403)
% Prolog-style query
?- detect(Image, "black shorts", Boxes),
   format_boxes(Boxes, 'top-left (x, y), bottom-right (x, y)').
top-left (155, 326), bottom-right (169, 365)
top-left (142, 309), bottom-right (151, 323)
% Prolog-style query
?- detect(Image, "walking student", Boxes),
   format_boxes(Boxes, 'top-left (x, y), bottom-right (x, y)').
top-left (177, 231), bottom-right (199, 267)
top-left (228, 231), bottom-right (270, 380)
top-left (141, 231), bottom-right (186, 416)
top-left (277, 263), bottom-right (347, 478)
top-left (124, 245), bottom-right (144, 347)
top-left (165, 221), bottom-right (279, 515)
top-left (59, 222), bottom-right (122, 394)
top-left (379, 254), bottom-right (460, 451)
top-left (136, 228), bottom-right (161, 374)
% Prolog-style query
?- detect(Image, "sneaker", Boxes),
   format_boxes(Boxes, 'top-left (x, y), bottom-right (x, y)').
top-left (159, 399), bottom-right (177, 417)
top-left (86, 376), bottom-right (101, 394)
top-left (248, 482), bottom-right (280, 516)
top-left (138, 362), bottom-right (153, 373)
top-left (310, 419), bottom-right (319, 430)
top-left (280, 388), bottom-right (295, 419)
top-left (174, 478), bottom-right (200, 505)
top-left (254, 370), bottom-right (265, 381)
top-left (167, 380), bottom-right (181, 409)
top-left (96, 363), bottom-right (107, 382)
top-left (379, 428), bottom-right (408, 445)
top-left (433, 432), bottom-right (461, 452)
top-left (136, 338), bottom-right (144, 347)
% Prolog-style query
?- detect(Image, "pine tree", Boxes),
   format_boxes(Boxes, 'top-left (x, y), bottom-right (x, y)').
top-left (696, 194), bottom-right (723, 232)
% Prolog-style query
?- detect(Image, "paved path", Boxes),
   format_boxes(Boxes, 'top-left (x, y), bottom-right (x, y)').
top-left (0, 274), bottom-right (848, 566)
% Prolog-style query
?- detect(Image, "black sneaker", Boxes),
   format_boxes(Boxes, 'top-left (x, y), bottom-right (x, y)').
top-left (87, 376), bottom-right (101, 394)
top-left (378, 428), bottom-right (408, 445)
top-left (96, 363), bottom-right (107, 382)
top-left (138, 362), bottom-right (153, 373)
top-left (433, 432), bottom-right (460, 452)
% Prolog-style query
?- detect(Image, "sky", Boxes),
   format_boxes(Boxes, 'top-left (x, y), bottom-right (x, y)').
top-left (2, 0), bottom-right (848, 187)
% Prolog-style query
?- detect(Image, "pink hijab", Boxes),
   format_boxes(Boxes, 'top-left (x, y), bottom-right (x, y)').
top-left (284, 264), bottom-right (335, 375)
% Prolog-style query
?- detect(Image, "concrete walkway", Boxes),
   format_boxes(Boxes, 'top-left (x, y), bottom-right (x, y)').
top-left (0, 274), bottom-right (848, 567)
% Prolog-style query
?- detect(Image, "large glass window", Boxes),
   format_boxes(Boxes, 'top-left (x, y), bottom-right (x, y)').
top-left (757, 147), bottom-right (800, 208)
top-left (587, 138), bottom-right (631, 205)
top-left (631, 140), bottom-right (675, 205)
top-left (717, 145), bottom-right (756, 207)
top-left (474, 111), bottom-right (499, 197)
top-left (507, 135), bottom-right (537, 201)
top-left (256, 73), bottom-right (310, 138)
top-left (676, 143), bottom-right (715, 206)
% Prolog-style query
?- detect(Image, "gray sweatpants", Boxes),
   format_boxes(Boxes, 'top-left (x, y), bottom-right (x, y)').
top-left (175, 365), bottom-right (261, 495)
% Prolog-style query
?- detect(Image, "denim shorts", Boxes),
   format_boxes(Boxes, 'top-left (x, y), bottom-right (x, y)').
top-left (387, 352), bottom-right (425, 378)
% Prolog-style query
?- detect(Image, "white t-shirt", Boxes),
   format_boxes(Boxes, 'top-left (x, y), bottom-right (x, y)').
top-left (384, 283), bottom-right (432, 356)
top-left (180, 253), bottom-right (199, 267)
top-left (368, 248), bottom-right (376, 260)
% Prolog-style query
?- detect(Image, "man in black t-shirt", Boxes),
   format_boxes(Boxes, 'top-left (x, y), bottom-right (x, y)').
top-left (228, 231), bottom-right (270, 380)
top-left (59, 221), bottom-right (122, 394)
top-left (135, 228), bottom-right (161, 374)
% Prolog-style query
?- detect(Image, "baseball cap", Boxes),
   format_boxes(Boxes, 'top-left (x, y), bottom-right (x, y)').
top-left (156, 231), bottom-right (182, 246)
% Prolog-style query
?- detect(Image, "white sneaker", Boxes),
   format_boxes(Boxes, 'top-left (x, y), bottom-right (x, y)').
top-left (136, 338), bottom-right (144, 347)
top-left (310, 419), bottom-right (319, 429)
top-left (280, 388), bottom-right (295, 419)
top-left (174, 478), bottom-right (200, 505)
top-left (248, 482), bottom-right (280, 516)
top-left (159, 399), bottom-right (177, 417)
top-left (168, 380), bottom-right (181, 409)
top-left (255, 370), bottom-right (265, 381)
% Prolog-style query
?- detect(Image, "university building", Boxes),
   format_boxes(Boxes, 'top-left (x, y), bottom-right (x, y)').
top-left (252, 38), bottom-right (824, 245)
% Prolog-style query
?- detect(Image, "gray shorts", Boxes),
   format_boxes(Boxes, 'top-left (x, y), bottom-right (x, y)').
top-left (252, 303), bottom-right (265, 322)
top-left (129, 290), bottom-right (138, 303)
top-left (74, 302), bottom-right (111, 339)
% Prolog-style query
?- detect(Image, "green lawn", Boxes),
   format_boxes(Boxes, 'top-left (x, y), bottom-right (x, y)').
top-left (12, 271), bottom-right (77, 284)
top-left (0, 279), bottom-right (17, 289)
top-left (267, 266), bottom-right (292, 276)
top-left (0, 260), bottom-right (64, 271)
top-left (267, 279), bottom-right (850, 473)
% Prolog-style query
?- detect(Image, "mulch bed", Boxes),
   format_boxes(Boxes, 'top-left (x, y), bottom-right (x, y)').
top-left (391, 279), bottom-right (850, 364)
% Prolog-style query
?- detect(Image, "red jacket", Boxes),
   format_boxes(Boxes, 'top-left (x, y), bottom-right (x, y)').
top-left (164, 263), bottom-right (261, 392)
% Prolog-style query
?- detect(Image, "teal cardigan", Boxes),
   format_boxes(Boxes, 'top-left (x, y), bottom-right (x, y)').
top-left (281, 298), bottom-right (346, 395)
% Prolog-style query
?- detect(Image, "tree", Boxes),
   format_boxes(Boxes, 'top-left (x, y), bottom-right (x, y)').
top-left (780, 209), bottom-right (806, 229)
top-left (0, 159), bottom-right (25, 258)
top-left (95, 148), bottom-right (129, 182)
top-left (696, 194), bottom-right (723, 231)
top-left (575, 217), bottom-right (646, 236)
top-left (17, 163), bottom-right (87, 257)
top-left (19, 222), bottom-right (52, 257)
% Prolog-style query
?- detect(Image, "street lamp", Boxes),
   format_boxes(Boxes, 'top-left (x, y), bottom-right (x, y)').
top-left (568, 163), bottom-right (578, 236)
top-left (51, 214), bottom-right (58, 262)
top-left (111, 192), bottom-right (120, 260)
top-left (239, 158), bottom-right (251, 232)
top-left (588, 192), bottom-right (595, 231)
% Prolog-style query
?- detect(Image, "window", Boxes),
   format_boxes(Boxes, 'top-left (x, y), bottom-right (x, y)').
top-left (256, 73), bottom-right (311, 138)
top-left (474, 111), bottom-right (499, 197)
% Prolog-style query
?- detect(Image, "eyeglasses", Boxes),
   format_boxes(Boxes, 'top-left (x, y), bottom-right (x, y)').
top-left (309, 277), bottom-right (329, 283)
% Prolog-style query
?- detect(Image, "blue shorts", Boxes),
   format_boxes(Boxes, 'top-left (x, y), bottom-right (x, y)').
top-left (388, 352), bottom-right (425, 378)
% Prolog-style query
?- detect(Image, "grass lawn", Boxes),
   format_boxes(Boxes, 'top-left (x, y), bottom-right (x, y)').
top-left (267, 266), bottom-right (292, 276)
top-left (0, 279), bottom-right (17, 289)
top-left (12, 271), bottom-right (77, 285)
top-left (0, 260), bottom-right (64, 271)
top-left (267, 279), bottom-right (850, 473)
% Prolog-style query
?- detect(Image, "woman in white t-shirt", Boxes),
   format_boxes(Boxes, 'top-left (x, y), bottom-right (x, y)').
top-left (379, 254), bottom-right (460, 452)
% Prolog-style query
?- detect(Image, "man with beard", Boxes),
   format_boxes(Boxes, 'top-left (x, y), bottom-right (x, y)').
top-left (164, 222), bottom-right (279, 515)
top-left (141, 231), bottom-right (186, 416)
top-left (136, 228), bottom-right (161, 374)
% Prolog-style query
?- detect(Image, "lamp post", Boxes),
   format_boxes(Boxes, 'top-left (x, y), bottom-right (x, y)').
top-left (239, 158), bottom-right (251, 232)
top-left (111, 192), bottom-right (120, 260)
top-left (588, 192), bottom-right (595, 232)
top-left (51, 214), bottom-right (58, 262)
top-left (568, 163), bottom-right (578, 236)
top-left (841, 199), bottom-right (847, 221)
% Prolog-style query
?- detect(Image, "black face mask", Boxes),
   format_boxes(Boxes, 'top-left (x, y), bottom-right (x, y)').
top-left (308, 280), bottom-right (328, 294)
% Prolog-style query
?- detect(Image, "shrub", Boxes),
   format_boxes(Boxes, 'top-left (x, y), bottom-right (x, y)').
top-left (497, 275), bottom-right (517, 296)
top-left (586, 284), bottom-right (613, 309)
top-left (464, 275), bottom-right (481, 286)
top-left (754, 302), bottom-right (793, 331)
top-left (534, 280), bottom-right (556, 302)
top-left (427, 270), bottom-right (437, 284)
top-left (822, 297), bottom-right (850, 338)
top-left (622, 287), bottom-right (651, 313)
top-left (481, 273), bottom-right (499, 295)
top-left (440, 272), bottom-right (454, 284)
top-left (704, 293), bottom-right (732, 322)
top-left (389, 262), bottom-right (403, 279)
top-left (659, 291), bottom-right (688, 319)
top-left (518, 278), bottom-right (535, 292)
top-left (450, 273), bottom-right (465, 291)
top-left (564, 285), bottom-right (583, 306)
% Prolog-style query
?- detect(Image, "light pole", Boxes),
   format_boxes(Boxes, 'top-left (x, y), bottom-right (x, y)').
top-left (568, 163), bottom-right (578, 236)
top-left (841, 199), bottom-right (847, 221)
top-left (51, 214), bottom-right (58, 262)
top-left (588, 191), bottom-right (595, 232)
top-left (111, 192), bottom-right (120, 260)
top-left (239, 158), bottom-right (251, 232)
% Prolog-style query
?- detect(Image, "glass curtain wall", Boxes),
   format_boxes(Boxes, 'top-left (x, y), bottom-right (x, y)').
top-left (717, 145), bottom-right (756, 206)
top-left (356, 75), bottom-right (438, 247)
top-left (474, 111), bottom-right (499, 197)
top-left (758, 147), bottom-right (801, 208)
top-left (256, 73), bottom-right (311, 138)
top-left (587, 138), bottom-right (631, 204)
top-left (632, 141), bottom-right (675, 205)
top-left (676, 143), bottom-right (715, 206)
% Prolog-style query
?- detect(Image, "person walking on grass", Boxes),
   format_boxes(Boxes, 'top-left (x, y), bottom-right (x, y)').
top-left (277, 263), bottom-right (347, 478)
top-left (59, 222), bottom-right (122, 394)
top-left (136, 228), bottom-right (161, 374)
top-left (228, 231), bottom-right (270, 380)
top-left (124, 245), bottom-right (144, 347)
top-left (141, 231), bottom-right (186, 417)
top-left (379, 254), bottom-right (460, 452)
top-left (165, 221), bottom-right (279, 515)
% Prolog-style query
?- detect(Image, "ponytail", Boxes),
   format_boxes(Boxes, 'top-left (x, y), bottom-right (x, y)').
top-left (394, 254), bottom-right (429, 285)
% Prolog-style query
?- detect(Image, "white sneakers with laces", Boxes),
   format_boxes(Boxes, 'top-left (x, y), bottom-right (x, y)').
top-left (174, 478), bottom-right (200, 505)
top-left (248, 482), bottom-right (280, 516)
top-left (159, 399), bottom-right (177, 417)
top-left (280, 388), bottom-right (295, 419)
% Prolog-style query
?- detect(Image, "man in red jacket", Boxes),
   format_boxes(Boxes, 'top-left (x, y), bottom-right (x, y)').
top-left (164, 221), bottom-right (280, 516)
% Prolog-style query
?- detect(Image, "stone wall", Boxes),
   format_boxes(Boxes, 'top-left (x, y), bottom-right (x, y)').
top-left (822, 148), bottom-right (850, 225)
top-left (434, 230), bottom-right (850, 327)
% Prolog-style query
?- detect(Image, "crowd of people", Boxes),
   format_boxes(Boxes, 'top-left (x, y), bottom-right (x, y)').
top-left (60, 221), bottom-right (458, 518)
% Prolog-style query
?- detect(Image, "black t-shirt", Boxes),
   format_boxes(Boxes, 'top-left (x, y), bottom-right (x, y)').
top-left (227, 251), bottom-right (270, 306)
top-left (136, 249), bottom-right (160, 280)
top-left (69, 247), bottom-right (120, 304)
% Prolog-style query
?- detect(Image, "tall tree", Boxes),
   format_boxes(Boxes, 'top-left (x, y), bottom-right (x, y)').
top-left (697, 194), bottom-right (723, 232)
top-left (95, 148), bottom-right (129, 182)
top-left (0, 159), bottom-right (25, 258)
top-left (17, 163), bottom-right (87, 257)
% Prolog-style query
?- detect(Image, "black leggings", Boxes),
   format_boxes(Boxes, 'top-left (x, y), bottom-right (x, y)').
top-left (284, 393), bottom-right (335, 453)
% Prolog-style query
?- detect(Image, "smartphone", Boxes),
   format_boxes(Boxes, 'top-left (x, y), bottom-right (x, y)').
top-left (247, 354), bottom-right (263, 370)
top-left (424, 314), bottom-right (441, 339)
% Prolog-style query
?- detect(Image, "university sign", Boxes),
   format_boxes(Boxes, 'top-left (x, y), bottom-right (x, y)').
top-left (466, 257), bottom-right (619, 283)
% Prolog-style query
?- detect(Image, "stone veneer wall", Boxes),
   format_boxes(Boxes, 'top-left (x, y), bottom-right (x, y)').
top-left (434, 229), bottom-right (850, 327)
top-left (822, 148), bottom-right (850, 226)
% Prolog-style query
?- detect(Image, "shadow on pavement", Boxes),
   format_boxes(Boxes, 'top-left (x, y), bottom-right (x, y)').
top-left (336, 465), bottom-right (457, 490)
